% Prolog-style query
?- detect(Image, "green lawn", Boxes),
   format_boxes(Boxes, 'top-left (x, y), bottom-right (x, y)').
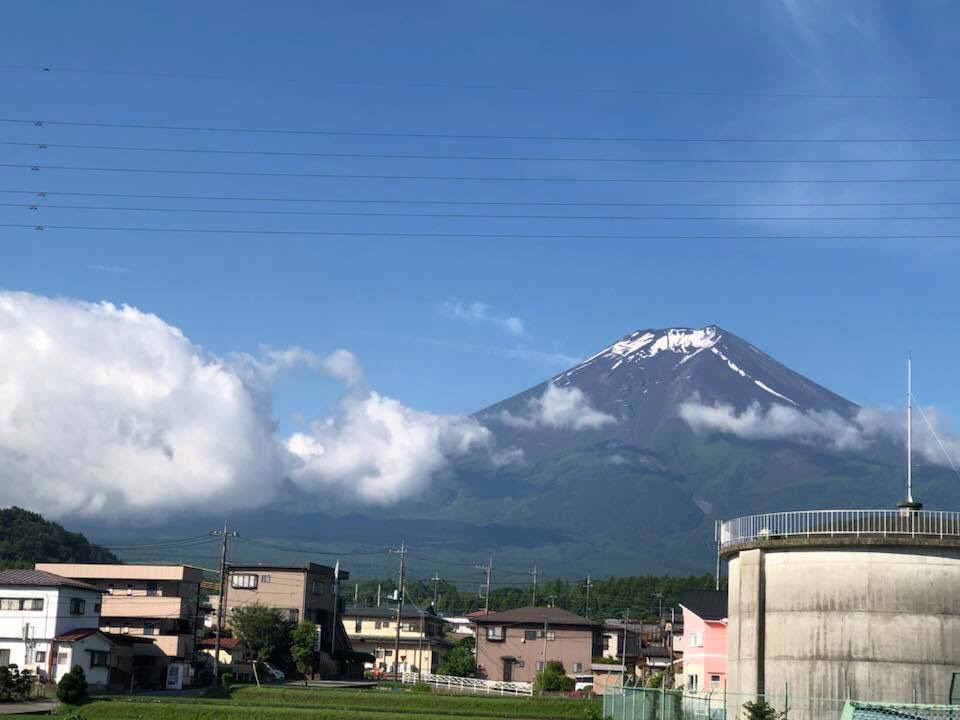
top-left (40, 685), bottom-right (602, 720)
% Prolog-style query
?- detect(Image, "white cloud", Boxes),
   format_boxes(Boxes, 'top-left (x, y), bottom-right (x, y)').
top-left (286, 391), bottom-right (490, 505)
top-left (491, 447), bottom-right (526, 467)
top-left (439, 299), bottom-right (527, 338)
top-left (498, 383), bottom-right (616, 431)
top-left (679, 397), bottom-right (960, 467)
top-left (0, 291), bottom-right (494, 517)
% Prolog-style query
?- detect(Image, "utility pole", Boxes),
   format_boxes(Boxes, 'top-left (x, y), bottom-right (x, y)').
top-left (715, 521), bottom-right (722, 591)
top-left (329, 560), bottom-right (340, 655)
top-left (354, 583), bottom-right (359, 605)
top-left (388, 542), bottom-right (407, 684)
top-left (211, 521), bottom-right (238, 683)
top-left (583, 574), bottom-right (594, 620)
top-left (542, 616), bottom-right (549, 670)
top-left (431, 573), bottom-right (441, 609)
top-left (528, 566), bottom-right (542, 606)
top-left (476, 557), bottom-right (493, 613)
top-left (652, 592), bottom-right (664, 622)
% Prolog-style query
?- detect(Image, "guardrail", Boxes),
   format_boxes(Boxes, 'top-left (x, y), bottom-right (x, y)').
top-left (719, 509), bottom-right (960, 549)
top-left (401, 671), bottom-right (533, 696)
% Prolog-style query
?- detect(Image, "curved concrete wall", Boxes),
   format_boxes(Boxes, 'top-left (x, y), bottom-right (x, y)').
top-left (728, 545), bottom-right (960, 717)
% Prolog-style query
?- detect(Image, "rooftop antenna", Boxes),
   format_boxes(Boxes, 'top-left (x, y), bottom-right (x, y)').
top-left (899, 356), bottom-right (923, 511)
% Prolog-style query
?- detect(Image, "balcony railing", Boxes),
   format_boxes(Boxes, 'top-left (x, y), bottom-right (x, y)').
top-left (719, 509), bottom-right (960, 549)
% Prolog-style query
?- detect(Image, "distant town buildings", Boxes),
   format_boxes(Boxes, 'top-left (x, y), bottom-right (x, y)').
top-left (472, 606), bottom-right (600, 684)
top-left (36, 562), bottom-right (203, 688)
top-left (342, 604), bottom-right (449, 675)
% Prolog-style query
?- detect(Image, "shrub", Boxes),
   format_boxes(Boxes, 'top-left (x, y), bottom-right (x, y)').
top-left (534, 660), bottom-right (576, 694)
top-left (220, 672), bottom-right (234, 690)
top-left (0, 664), bottom-right (35, 702)
top-left (411, 680), bottom-right (432, 693)
top-left (56, 665), bottom-right (89, 705)
top-left (742, 700), bottom-right (785, 720)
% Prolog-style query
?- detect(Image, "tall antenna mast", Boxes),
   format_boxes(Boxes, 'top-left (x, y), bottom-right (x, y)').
top-left (899, 356), bottom-right (922, 510)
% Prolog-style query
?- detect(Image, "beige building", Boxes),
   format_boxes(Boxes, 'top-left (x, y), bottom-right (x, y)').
top-left (473, 607), bottom-right (601, 684)
top-left (224, 563), bottom-right (351, 670)
top-left (343, 605), bottom-right (449, 675)
top-left (35, 563), bottom-right (204, 687)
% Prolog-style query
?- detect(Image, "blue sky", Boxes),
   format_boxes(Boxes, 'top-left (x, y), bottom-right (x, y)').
top-left (2, 0), bottom-right (959, 429)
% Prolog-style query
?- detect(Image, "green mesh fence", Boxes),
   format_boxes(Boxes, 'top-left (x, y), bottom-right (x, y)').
top-left (842, 702), bottom-right (960, 720)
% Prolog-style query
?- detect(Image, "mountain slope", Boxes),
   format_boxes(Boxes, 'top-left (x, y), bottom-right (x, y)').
top-left (0, 506), bottom-right (119, 569)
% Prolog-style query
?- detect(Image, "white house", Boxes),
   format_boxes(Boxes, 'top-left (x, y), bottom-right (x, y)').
top-left (0, 569), bottom-right (113, 687)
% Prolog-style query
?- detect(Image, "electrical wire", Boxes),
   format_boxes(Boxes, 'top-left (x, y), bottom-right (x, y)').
top-left (8, 139), bottom-right (960, 164)
top-left (4, 189), bottom-right (959, 209)
top-left (6, 201), bottom-right (960, 222)
top-left (9, 161), bottom-right (960, 184)
top-left (3, 222), bottom-right (960, 240)
top-left (5, 116), bottom-right (960, 143)
top-left (1, 63), bottom-right (955, 101)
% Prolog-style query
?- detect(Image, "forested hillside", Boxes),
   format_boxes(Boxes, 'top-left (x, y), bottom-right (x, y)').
top-left (0, 507), bottom-right (119, 569)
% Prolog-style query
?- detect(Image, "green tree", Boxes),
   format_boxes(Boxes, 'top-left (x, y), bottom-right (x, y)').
top-left (742, 700), bottom-right (785, 720)
top-left (231, 604), bottom-right (288, 665)
top-left (533, 660), bottom-right (575, 694)
top-left (288, 621), bottom-right (318, 683)
top-left (435, 639), bottom-right (476, 677)
top-left (0, 507), bottom-right (118, 570)
top-left (56, 665), bottom-right (89, 705)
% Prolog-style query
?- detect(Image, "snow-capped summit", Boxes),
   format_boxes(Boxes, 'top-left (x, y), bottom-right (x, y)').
top-left (480, 324), bottom-right (856, 456)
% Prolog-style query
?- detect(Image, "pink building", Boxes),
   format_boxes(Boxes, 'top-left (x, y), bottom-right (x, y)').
top-left (679, 590), bottom-right (727, 693)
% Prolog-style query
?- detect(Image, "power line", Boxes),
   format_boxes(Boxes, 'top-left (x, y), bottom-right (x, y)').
top-left (2, 63), bottom-right (955, 101)
top-left (10, 139), bottom-right (960, 164)
top-left (9, 162), bottom-right (960, 184)
top-left (6, 116), bottom-right (960, 143)
top-left (6, 189), bottom-right (960, 209)
top-left (4, 222), bottom-right (960, 240)
top-left (8, 201), bottom-right (960, 222)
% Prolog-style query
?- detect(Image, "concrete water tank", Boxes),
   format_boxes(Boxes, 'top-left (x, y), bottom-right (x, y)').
top-left (721, 509), bottom-right (960, 719)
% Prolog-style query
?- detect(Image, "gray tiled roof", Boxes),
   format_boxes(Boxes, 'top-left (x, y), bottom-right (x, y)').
top-left (0, 569), bottom-right (103, 592)
top-left (474, 606), bottom-right (598, 626)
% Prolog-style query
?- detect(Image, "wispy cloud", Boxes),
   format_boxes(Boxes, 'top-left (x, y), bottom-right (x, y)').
top-left (396, 333), bottom-right (580, 370)
top-left (439, 299), bottom-right (526, 338)
top-left (496, 383), bottom-right (616, 431)
top-left (84, 264), bottom-right (129, 274)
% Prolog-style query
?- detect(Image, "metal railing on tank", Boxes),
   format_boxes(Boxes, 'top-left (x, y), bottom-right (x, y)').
top-left (719, 509), bottom-right (960, 550)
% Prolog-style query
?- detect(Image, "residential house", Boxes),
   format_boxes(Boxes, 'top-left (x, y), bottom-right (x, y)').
top-left (473, 607), bottom-right (601, 684)
top-left (198, 637), bottom-right (255, 683)
top-left (601, 619), bottom-right (641, 666)
top-left (679, 590), bottom-right (727, 694)
top-left (440, 614), bottom-right (475, 637)
top-left (0, 569), bottom-right (115, 688)
top-left (342, 605), bottom-right (449, 676)
top-left (224, 563), bottom-right (351, 673)
top-left (36, 562), bottom-right (204, 687)
top-left (639, 645), bottom-right (673, 683)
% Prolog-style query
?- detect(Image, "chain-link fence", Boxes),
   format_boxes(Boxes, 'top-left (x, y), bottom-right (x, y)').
top-left (841, 702), bottom-right (960, 720)
top-left (602, 685), bottom-right (849, 720)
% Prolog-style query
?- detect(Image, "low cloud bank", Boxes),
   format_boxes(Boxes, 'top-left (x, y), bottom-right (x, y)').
top-left (499, 383), bottom-right (616, 431)
top-left (679, 395), bottom-right (960, 465)
top-left (0, 291), bottom-right (496, 517)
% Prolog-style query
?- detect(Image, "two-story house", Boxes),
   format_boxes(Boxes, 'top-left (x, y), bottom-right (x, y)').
top-left (0, 569), bottom-right (116, 688)
top-left (473, 607), bottom-right (601, 684)
top-left (342, 604), bottom-right (449, 676)
top-left (679, 590), bottom-right (727, 694)
top-left (36, 562), bottom-right (204, 687)
top-left (224, 563), bottom-right (351, 673)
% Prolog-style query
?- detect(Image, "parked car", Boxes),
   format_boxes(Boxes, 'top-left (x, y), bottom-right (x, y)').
top-left (574, 674), bottom-right (594, 691)
top-left (261, 662), bottom-right (285, 682)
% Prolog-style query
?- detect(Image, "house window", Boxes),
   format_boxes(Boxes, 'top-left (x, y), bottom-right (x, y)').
top-left (602, 636), bottom-right (610, 650)
top-left (524, 630), bottom-right (538, 641)
top-left (546, 631), bottom-right (556, 641)
top-left (536, 661), bottom-right (545, 671)
top-left (146, 582), bottom-right (159, 597)
top-left (231, 574), bottom-right (258, 590)
top-left (285, 609), bottom-right (300, 622)
top-left (375, 620), bottom-right (388, 630)
top-left (385, 650), bottom-right (393, 657)
top-left (485, 626), bottom-right (505, 642)
top-left (312, 581), bottom-right (325, 595)
top-left (687, 674), bottom-right (698, 691)
top-left (0, 598), bottom-right (44, 610)
top-left (261, 574), bottom-right (271, 583)
top-left (90, 651), bottom-right (110, 668)
top-left (34, 651), bottom-right (46, 664)
top-left (0, 649), bottom-right (9, 667)
top-left (57, 653), bottom-right (69, 665)
top-left (70, 598), bottom-right (86, 615)
top-left (574, 662), bottom-right (583, 673)
top-left (710, 675), bottom-right (721, 689)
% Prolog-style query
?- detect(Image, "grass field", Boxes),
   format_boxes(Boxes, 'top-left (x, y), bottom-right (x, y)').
top-left (20, 685), bottom-right (603, 720)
